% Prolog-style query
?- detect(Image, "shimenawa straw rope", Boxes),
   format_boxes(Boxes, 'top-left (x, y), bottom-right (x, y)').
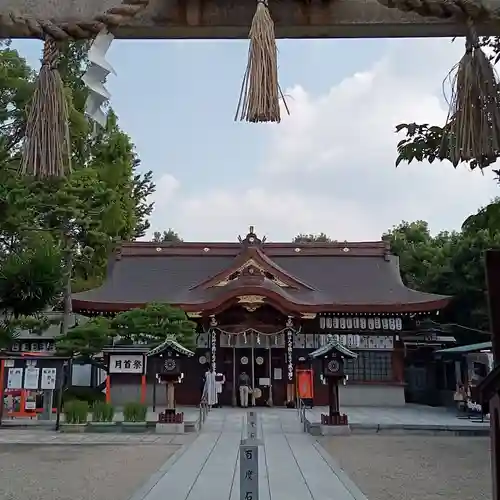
top-left (12, 0), bottom-right (150, 178)
top-left (20, 38), bottom-right (71, 178)
top-left (375, 0), bottom-right (500, 168)
top-left (235, 0), bottom-right (289, 123)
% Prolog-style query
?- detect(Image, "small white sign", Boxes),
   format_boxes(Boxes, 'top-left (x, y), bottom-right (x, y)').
top-left (273, 368), bottom-right (282, 380)
top-left (41, 368), bottom-right (57, 390)
top-left (25, 401), bottom-right (36, 410)
top-left (4, 359), bottom-right (14, 368)
top-left (7, 368), bottom-right (23, 389)
top-left (24, 367), bottom-right (40, 389)
top-left (109, 354), bottom-right (145, 374)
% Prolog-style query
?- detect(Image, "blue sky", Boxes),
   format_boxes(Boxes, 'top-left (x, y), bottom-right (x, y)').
top-left (12, 37), bottom-right (500, 242)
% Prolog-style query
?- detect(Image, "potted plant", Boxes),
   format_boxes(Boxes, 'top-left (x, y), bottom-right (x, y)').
top-left (122, 402), bottom-right (148, 432)
top-left (61, 400), bottom-right (89, 432)
top-left (88, 402), bottom-right (116, 433)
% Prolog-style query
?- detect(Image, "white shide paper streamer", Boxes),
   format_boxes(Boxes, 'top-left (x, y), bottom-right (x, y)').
top-left (82, 30), bottom-right (116, 129)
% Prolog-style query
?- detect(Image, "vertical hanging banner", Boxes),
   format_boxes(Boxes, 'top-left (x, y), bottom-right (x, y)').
top-left (210, 316), bottom-right (218, 372)
top-left (211, 329), bottom-right (217, 371)
top-left (286, 329), bottom-right (293, 382)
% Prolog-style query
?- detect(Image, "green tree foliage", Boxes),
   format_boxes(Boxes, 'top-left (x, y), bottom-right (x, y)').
top-left (56, 303), bottom-right (197, 360)
top-left (56, 317), bottom-right (112, 358)
top-left (395, 122), bottom-right (495, 171)
top-left (0, 234), bottom-right (63, 348)
top-left (395, 38), bottom-right (500, 171)
top-left (0, 315), bottom-right (58, 351)
top-left (0, 40), bottom-right (156, 350)
top-left (0, 234), bottom-right (63, 318)
top-left (0, 41), bottom-right (156, 291)
top-left (293, 232), bottom-right (334, 243)
top-left (383, 206), bottom-right (500, 331)
top-left (152, 229), bottom-right (183, 243)
top-left (111, 303), bottom-right (196, 349)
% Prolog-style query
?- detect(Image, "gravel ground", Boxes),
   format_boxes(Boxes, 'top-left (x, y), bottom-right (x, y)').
top-left (322, 435), bottom-right (491, 500)
top-left (0, 443), bottom-right (181, 500)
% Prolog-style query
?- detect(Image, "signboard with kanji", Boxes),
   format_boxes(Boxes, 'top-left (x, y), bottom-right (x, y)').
top-left (41, 368), bottom-right (57, 389)
top-left (109, 354), bottom-right (145, 374)
top-left (240, 445), bottom-right (258, 500)
top-left (24, 366), bottom-right (40, 389)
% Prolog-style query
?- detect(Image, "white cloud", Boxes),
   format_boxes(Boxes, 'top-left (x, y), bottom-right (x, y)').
top-left (148, 38), bottom-right (500, 242)
top-left (150, 173), bottom-right (180, 209)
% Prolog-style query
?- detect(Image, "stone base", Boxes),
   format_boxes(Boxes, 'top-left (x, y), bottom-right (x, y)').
top-left (121, 422), bottom-right (148, 433)
top-left (320, 424), bottom-right (352, 436)
top-left (321, 413), bottom-right (348, 425)
top-left (60, 423), bottom-right (87, 433)
top-left (155, 423), bottom-right (185, 434)
top-left (87, 422), bottom-right (117, 433)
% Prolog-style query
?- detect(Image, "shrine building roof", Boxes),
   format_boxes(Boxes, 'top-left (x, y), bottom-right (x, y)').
top-left (72, 227), bottom-right (451, 315)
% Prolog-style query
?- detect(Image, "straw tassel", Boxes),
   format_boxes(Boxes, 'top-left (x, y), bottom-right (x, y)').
top-left (440, 22), bottom-right (500, 169)
top-left (20, 37), bottom-right (71, 178)
top-left (235, 0), bottom-right (288, 123)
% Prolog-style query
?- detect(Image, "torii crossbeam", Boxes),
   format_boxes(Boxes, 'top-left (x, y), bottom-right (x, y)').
top-left (3, 0), bottom-right (500, 40)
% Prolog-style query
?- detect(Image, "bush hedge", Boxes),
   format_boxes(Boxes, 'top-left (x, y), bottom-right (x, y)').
top-left (123, 402), bottom-right (147, 422)
top-left (63, 400), bottom-right (89, 424)
top-left (91, 402), bottom-right (115, 422)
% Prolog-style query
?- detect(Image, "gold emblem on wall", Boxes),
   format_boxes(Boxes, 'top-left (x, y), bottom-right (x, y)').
top-left (213, 259), bottom-right (290, 288)
top-left (301, 312), bottom-right (317, 319)
top-left (237, 295), bottom-right (265, 312)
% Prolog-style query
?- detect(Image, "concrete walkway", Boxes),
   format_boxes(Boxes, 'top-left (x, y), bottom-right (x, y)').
top-left (132, 408), bottom-right (367, 500)
top-left (306, 405), bottom-right (489, 434)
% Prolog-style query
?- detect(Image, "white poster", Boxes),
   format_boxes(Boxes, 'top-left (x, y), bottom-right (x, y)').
top-left (41, 368), bottom-right (57, 390)
top-left (7, 368), bottom-right (23, 389)
top-left (109, 354), bottom-right (145, 374)
top-left (24, 367), bottom-right (40, 389)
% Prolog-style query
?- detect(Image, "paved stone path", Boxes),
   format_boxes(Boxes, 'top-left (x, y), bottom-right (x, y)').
top-left (0, 431), bottom-right (193, 445)
top-left (133, 408), bottom-right (367, 500)
top-left (306, 405), bottom-right (489, 431)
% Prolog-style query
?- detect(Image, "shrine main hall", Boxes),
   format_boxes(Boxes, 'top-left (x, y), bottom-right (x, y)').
top-left (71, 228), bottom-right (451, 407)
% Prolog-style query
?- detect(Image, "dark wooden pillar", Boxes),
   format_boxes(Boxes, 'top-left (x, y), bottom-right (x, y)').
top-left (392, 348), bottom-right (405, 383)
top-left (485, 250), bottom-right (500, 500)
top-left (328, 377), bottom-right (340, 417)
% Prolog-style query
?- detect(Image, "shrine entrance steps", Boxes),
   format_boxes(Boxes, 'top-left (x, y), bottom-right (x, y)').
top-left (129, 408), bottom-right (368, 500)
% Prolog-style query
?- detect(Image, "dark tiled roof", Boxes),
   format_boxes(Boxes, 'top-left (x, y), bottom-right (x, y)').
top-left (147, 336), bottom-right (194, 357)
top-left (14, 313), bottom-right (88, 340)
top-left (309, 340), bottom-right (358, 359)
top-left (72, 240), bottom-right (451, 314)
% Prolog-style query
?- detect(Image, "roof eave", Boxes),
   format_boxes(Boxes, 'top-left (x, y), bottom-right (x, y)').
top-left (73, 295), bottom-right (452, 315)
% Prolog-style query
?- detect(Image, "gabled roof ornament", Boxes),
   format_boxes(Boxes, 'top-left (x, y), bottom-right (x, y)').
top-left (147, 334), bottom-right (194, 357)
top-left (238, 226), bottom-right (266, 247)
